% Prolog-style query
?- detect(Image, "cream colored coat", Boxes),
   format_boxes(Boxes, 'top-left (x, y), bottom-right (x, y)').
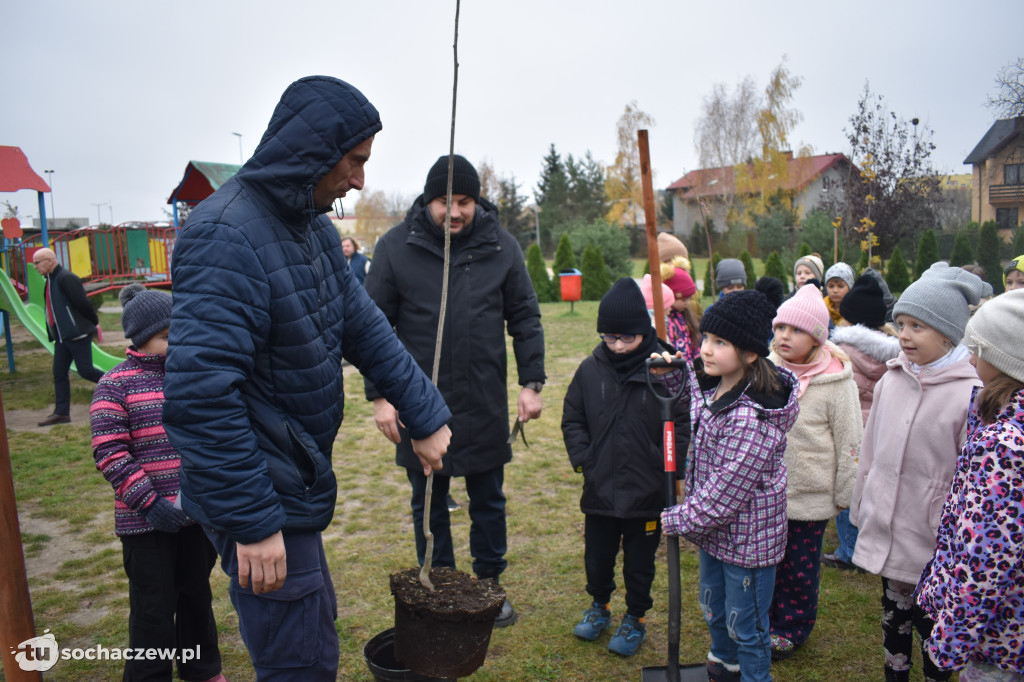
top-left (770, 345), bottom-right (862, 521)
top-left (850, 353), bottom-right (981, 583)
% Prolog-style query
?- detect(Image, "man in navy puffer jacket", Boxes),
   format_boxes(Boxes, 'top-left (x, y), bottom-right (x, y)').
top-left (163, 76), bottom-right (452, 680)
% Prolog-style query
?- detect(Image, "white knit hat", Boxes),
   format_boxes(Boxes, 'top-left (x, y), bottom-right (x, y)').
top-left (963, 289), bottom-right (1024, 383)
top-left (825, 262), bottom-right (855, 289)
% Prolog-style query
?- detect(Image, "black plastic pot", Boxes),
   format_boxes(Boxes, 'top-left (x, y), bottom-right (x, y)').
top-left (364, 628), bottom-right (456, 682)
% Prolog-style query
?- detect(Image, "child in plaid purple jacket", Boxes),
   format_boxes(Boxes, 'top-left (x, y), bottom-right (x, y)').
top-left (662, 290), bottom-right (800, 682)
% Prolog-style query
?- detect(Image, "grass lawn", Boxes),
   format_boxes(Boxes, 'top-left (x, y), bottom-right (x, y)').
top-left (1, 300), bottom-right (938, 681)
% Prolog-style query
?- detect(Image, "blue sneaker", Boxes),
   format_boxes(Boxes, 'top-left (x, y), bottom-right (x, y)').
top-left (607, 614), bottom-right (646, 656)
top-left (573, 602), bottom-right (611, 640)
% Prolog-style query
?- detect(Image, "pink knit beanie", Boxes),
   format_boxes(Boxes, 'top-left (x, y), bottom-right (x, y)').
top-left (772, 283), bottom-right (829, 345)
top-left (663, 267), bottom-right (697, 298)
top-left (640, 274), bottom-right (673, 311)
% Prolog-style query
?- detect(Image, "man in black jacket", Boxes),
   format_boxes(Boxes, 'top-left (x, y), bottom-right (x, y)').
top-left (32, 248), bottom-right (104, 426)
top-left (365, 154), bottom-right (546, 627)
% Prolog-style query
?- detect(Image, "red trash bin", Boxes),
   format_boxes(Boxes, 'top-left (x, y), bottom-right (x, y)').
top-left (559, 269), bottom-right (582, 302)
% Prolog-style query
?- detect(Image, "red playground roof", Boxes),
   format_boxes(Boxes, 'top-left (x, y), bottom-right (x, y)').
top-left (0, 146), bottom-right (50, 193)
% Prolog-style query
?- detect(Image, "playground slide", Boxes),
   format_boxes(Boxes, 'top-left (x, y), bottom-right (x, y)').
top-left (0, 268), bottom-right (122, 373)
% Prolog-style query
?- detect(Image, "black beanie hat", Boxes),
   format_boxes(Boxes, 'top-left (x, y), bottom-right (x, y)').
top-left (754, 276), bottom-right (785, 312)
top-left (699, 289), bottom-right (773, 357)
top-left (840, 272), bottom-right (888, 328)
top-left (423, 154), bottom-right (481, 203)
top-left (119, 283), bottom-right (172, 348)
top-left (598, 278), bottom-right (650, 335)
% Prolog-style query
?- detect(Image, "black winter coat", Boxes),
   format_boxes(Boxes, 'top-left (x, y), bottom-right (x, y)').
top-left (562, 341), bottom-right (690, 518)
top-left (364, 197), bottom-right (545, 477)
top-left (44, 265), bottom-right (97, 342)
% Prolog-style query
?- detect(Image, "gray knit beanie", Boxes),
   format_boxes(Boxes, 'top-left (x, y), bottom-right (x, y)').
top-left (892, 262), bottom-right (985, 345)
top-left (963, 289), bottom-right (1024, 383)
top-left (794, 254), bottom-right (824, 282)
top-left (715, 258), bottom-right (747, 290)
top-left (825, 262), bottom-right (855, 289)
top-left (120, 284), bottom-right (172, 348)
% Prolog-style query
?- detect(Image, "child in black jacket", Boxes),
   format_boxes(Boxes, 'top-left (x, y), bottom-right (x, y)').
top-left (562, 277), bottom-right (690, 657)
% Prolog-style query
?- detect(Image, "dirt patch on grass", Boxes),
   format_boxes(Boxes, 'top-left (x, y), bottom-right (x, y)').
top-left (4, 403), bottom-right (94, 431)
top-left (20, 510), bottom-right (119, 580)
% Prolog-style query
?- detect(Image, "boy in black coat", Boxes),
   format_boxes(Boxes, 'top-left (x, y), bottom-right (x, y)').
top-left (562, 278), bottom-right (689, 657)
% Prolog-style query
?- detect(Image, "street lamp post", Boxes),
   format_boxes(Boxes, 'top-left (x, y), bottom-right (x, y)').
top-left (91, 202), bottom-right (108, 225)
top-left (44, 170), bottom-right (55, 224)
top-left (232, 132), bottom-right (243, 165)
top-left (108, 204), bottom-right (114, 225)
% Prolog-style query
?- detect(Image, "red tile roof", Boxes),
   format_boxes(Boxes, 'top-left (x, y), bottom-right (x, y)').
top-left (667, 153), bottom-right (855, 199)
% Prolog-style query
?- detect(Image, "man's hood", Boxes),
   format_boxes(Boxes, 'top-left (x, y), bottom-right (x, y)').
top-left (236, 75), bottom-right (382, 225)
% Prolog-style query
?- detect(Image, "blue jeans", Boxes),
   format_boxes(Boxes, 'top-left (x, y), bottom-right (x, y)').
top-left (407, 465), bottom-right (508, 579)
top-left (205, 529), bottom-right (338, 681)
top-left (834, 509), bottom-right (859, 563)
top-left (698, 550), bottom-right (775, 682)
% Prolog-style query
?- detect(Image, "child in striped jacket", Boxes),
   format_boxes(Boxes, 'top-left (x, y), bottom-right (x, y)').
top-left (91, 284), bottom-right (225, 682)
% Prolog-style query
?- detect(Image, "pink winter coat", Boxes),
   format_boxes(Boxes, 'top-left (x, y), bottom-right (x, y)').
top-left (830, 325), bottom-right (901, 425)
top-left (849, 351), bottom-right (981, 583)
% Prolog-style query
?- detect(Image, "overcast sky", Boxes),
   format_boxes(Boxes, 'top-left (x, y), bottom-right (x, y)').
top-left (3, 0), bottom-right (1021, 225)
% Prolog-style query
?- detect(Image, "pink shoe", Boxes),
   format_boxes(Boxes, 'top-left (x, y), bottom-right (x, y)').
top-left (203, 675), bottom-right (228, 682)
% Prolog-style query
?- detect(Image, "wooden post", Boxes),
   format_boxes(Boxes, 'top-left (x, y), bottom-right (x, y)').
top-left (638, 130), bottom-right (666, 340)
top-left (0, 387), bottom-right (43, 681)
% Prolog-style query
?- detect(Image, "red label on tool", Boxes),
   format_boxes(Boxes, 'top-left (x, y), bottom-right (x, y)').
top-left (663, 422), bottom-right (675, 472)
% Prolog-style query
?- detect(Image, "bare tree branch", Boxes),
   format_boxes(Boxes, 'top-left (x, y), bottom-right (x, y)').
top-left (988, 57), bottom-right (1024, 118)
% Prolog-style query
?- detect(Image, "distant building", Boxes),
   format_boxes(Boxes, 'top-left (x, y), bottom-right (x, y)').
top-left (964, 116), bottom-right (1024, 230)
top-left (665, 152), bottom-right (858, 236)
top-left (26, 217), bottom-right (90, 231)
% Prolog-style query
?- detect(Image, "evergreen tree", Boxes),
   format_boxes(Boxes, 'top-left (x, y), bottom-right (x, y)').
top-left (565, 151), bottom-right (608, 223)
top-left (526, 243), bottom-right (553, 303)
top-left (739, 251), bottom-right (756, 289)
top-left (703, 254), bottom-right (723, 299)
top-left (1012, 225), bottom-right (1024, 258)
top-left (915, 229), bottom-right (940, 279)
top-left (497, 176), bottom-right (532, 251)
top-left (763, 251), bottom-right (788, 286)
top-left (797, 242), bottom-right (813, 258)
top-left (580, 244), bottom-right (610, 301)
top-left (551, 234), bottom-right (577, 301)
top-left (534, 144), bottom-right (569, 254)
top-left (977, 220), bottom-right (1004, 295)
top-left (885, 246), bottom-right (911, 293)
top-left (857, 248), bottom-right (870, 272)
top-left (565, 218), bottom-right (633, 282)
top-left (949, 230), bottom-right (974, 267)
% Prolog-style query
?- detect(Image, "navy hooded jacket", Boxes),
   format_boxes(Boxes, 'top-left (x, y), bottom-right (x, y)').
top-left (163, 76), bottom-right (451, 544)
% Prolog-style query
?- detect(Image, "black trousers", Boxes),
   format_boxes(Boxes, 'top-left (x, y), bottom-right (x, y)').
top-left (881, 577), bottom-right (951, 681)
top-left (583, 514), bottom-right (662, 618)
top-left (120, 524), bottom-right (221, 681)
top-left (52, 335), bottom-right (104, 414)
top-left (408, 465), bottom-right (508, 579)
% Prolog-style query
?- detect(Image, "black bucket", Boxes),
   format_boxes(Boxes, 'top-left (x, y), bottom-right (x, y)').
top-left (364, 628), bottom-right (456, 682)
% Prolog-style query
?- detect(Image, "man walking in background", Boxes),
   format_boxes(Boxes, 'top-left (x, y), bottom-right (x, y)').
top-left (32, 247), bottom-right (104, 426)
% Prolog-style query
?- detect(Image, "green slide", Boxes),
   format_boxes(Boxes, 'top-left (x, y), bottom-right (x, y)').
top-left (0, 268), bottom-right (122, 373)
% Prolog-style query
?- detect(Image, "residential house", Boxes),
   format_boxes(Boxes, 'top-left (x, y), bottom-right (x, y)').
top-left (964, 116), bottom-right (1024, 231)
top-left (666, 152), bottom-right (858, 237)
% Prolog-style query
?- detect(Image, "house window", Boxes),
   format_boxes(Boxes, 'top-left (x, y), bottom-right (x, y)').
top-left (1005, 163), bottom-right (1024, 185)
top-left (996, 207), bottom-right (1019, 230)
